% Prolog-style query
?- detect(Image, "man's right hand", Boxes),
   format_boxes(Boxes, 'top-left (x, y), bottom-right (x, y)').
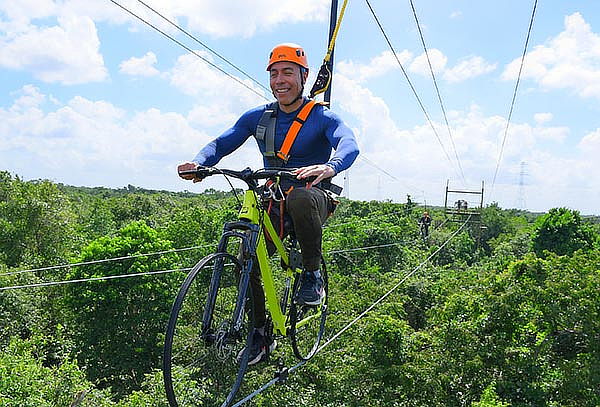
top-left (177, 162), bottom-right (203, 183)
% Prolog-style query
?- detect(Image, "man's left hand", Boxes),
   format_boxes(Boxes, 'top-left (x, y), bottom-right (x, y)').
top-left (294, 164), bottom-right (335, 187)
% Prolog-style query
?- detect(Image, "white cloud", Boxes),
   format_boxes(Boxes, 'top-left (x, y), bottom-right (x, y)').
top-left (38, 0), bottom-right (329, 39)
top-left (336, 50), bottom-right (411, 83)
top-left (534, 112), bottom-right (553, 124)
top-left (578, 128), bottom-right (600, 156)
top-left (0, 0), bottom-right (56, 23)
top-left (0, 14), bottom-right (107, 84)
top-left (443, 56), bottom-right (496, 82)
top-left (502, 12), bottom-right (600, 99)
top-left (333, 54), bottom-right (589, 210)
top-left (169, 51), bottom-right (267, 112)
top-left (337, 48), bottom-right (494, 85)
top-left (174, 0), bottom-right (329, 38)
top-left (0, 85), bottom-right (208, 187)
top-left (119, 52), bottom-right (160, 77)
top-left (409, 49), bottom-right (447, 76)
top-left (9, 84), bottom-right (46, 110)
top-left (450, 11), bottom-right (462, 19)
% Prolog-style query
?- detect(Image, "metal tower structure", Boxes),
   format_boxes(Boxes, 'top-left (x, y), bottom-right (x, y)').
top-left (516, 161), bottom-right (527, 210)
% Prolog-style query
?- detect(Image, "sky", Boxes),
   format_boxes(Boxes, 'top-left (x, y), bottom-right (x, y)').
top-left (1, 0), bottom-right (600, 214)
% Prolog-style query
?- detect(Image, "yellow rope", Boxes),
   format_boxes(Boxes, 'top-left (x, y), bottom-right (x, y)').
top-left (324, 0), bottom-right (350, 63)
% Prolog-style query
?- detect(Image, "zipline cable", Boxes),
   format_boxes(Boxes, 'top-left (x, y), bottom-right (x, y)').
top-left (0, 239), bottom-right (419, 291)
top-left (491, 0), bottom-right (538, 193)
top-left (0, 211), bottom-right (446, 291)
top-left (363, 0), bottom-right (460, 182)
top-left (408, 0), bottom-right (466, 185)
top-left (231, 216), bottom-right (471, 406)
top-left (135, 0), bottom-right (271, 95)
top-left (0, 244), bottom-right (214, 277)
top-left (2, 201), bottom-right (438, 277)
top-left (0, 267), bottom-right (192, 291)
top-left (107, 0), bottom-right (269, 101)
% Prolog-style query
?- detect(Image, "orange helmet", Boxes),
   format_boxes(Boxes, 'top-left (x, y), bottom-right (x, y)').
top-left (266, 43), bottom-right (309, 71)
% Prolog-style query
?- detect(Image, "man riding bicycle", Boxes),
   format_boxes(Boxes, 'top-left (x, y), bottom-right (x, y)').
top-left (178, 43), bottom-right (359, 366)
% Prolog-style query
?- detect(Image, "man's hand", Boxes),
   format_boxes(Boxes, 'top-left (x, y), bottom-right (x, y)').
top-left (177, 162), bottom-right (203, 183)
top-left (294, 164), bottom-right (335, 187)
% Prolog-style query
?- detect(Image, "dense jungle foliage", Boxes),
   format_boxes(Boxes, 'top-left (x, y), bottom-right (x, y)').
top-left (1, 170), bottom-right (599, 406)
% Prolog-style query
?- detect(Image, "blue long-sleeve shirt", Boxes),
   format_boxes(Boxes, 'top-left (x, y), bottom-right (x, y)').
top-left (192, 98), bottom-right (359, 176)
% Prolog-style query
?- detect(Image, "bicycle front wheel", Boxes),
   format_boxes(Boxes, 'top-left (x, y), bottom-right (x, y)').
top-left (289, 260), bottom-right (328, 360)
top-left (163, 252), bottom-right (254, 407)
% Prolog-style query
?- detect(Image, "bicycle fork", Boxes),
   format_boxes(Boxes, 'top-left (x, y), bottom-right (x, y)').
top-left (201, 223), bottom-right (261, 344)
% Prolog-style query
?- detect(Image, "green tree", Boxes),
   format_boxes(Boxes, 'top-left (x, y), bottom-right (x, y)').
top-left (64, 221), bottom-right (183, 395)
top-left (0, 172), bottom-right (77, 268)
top-left (0, 335), bottom-right (114, 407)
top-left (531, 207), bottom-right (595, 257)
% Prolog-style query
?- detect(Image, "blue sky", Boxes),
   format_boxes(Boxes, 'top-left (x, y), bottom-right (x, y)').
top-left (1, 0), bottom-right (600, 214)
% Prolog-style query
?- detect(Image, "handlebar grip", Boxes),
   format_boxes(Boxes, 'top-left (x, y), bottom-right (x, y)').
top-left (178, 166), bottom-right (213, 178)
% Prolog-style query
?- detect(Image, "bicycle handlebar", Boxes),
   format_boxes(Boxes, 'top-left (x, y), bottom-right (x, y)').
top-left (179, 166), bottom-right (343, 195)
top-left (179, 166), bottom-right (305, 187)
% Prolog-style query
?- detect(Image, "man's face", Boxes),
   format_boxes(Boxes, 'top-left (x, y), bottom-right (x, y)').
top-left (269, 61), bottom-right (306, 106)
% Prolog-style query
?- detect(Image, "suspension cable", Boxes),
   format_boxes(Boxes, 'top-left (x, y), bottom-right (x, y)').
top-left (0, 212), bottom-right (448, 291)
top-left (0, 267), bottom-right (192, 291)
top-left (135, 0), bottom-right (271, 95)
top-left (491, 0), bottom-right (538, 191)
top-left (363, 0), bottom-right (459, 181)
top-left (2, 201), bottom-right (436, 278)
top-left (107, 0), bottom-right (269, 101)
top-left (408, 0), bottom-right (466, 184)
top-left (231, 216), bottom-right (471, 406)
top-left (0, 244), bottom-right (214, 277)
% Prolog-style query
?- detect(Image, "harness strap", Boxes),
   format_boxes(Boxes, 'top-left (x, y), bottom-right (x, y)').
top-left (255, 102), bottom-right (278, 157)
top-left (276, 100), bottom-right (318, 163)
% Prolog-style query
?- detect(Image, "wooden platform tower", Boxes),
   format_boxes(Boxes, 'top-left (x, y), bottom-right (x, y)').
top-left (444, 180), bottom-right (485, 222)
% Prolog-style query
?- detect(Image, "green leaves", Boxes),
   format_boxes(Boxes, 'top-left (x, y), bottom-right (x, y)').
top-left (1, 173), bottom-right (600, 406)
top-left (64, 221), bottom-right (182, 395)
top-left (532, 207), bottom-right (595, 257)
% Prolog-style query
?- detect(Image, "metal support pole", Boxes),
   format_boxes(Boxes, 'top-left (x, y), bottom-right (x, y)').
top-left (480, 181), bottom-right (485, 209)
top-left (444, 179), bottom-right (449, 210)
top-left (324, 0), bottom-right (339, 104)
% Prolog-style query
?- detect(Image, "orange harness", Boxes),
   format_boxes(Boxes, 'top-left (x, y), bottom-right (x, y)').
top-left (276, 100), bottom-right (318, 163)
top-left (255, 100), bottom-right (322, 166)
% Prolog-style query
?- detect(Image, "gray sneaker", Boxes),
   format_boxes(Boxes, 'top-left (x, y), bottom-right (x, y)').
top-left (295, 270), bottom-right (324, 306)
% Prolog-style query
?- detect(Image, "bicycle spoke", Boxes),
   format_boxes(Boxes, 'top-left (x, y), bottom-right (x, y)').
top-left (164, 253), bottom-right (254, 407)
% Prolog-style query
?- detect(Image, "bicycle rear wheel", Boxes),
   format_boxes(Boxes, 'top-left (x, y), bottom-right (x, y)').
top-left (289, 260), bottom-right (328, 360)
top-left (163, 252), bottom-right (254, 407)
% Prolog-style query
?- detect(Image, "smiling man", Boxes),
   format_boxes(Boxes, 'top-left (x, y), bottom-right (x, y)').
top-left (177, 43), bottom-right (359, 365)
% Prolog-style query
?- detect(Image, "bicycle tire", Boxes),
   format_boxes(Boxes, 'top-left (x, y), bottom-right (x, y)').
top-left (289, 259), bottom-right (328, 360)
top-left (163, 252), bottom-right (254, 407)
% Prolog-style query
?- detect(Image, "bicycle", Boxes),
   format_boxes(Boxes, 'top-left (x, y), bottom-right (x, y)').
top-left (163, 167), bottom-right (329, 407)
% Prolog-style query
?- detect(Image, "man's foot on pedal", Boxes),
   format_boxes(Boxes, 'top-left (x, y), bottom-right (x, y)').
top-left (238, 329), bottom-right (277, 366)
top-left (295, 270), bottom-right (325, 306)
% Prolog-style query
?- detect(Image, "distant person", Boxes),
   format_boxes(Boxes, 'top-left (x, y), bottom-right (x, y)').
top-left (405, 194), bottom-right (414, 215)
top-left (419, 211), bottom-right (432, 238)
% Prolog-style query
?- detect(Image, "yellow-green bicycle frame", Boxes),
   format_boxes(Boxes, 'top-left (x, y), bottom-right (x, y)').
top-left (238, 187), bottom-right (324, 337)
